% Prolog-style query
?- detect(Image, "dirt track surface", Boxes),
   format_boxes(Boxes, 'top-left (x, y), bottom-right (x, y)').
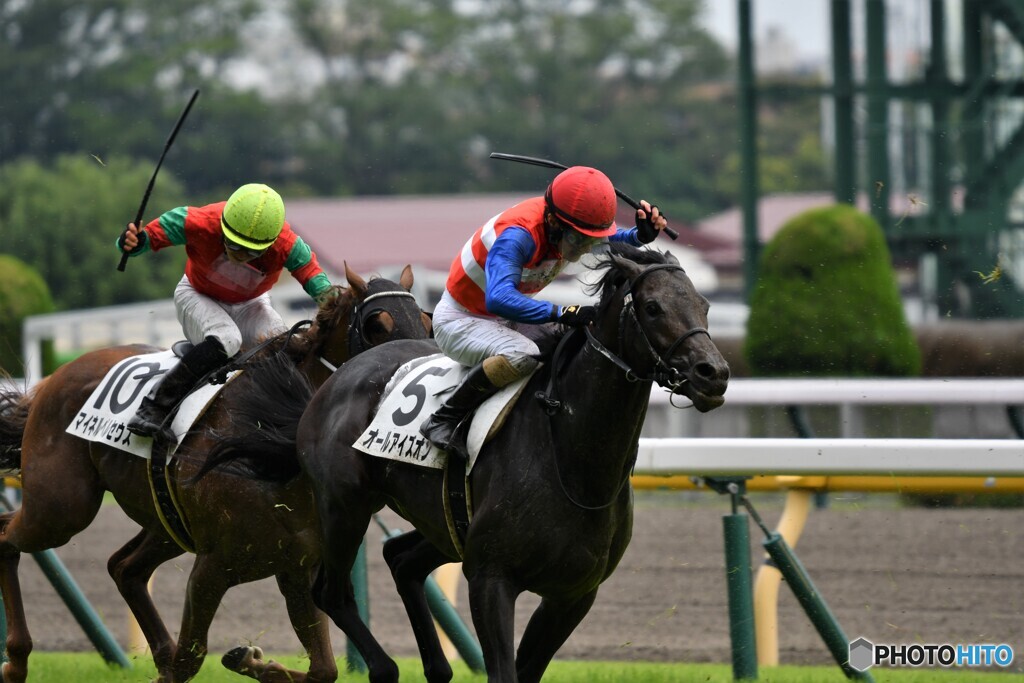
top-left (17, 494), bottom-right (1024, 672)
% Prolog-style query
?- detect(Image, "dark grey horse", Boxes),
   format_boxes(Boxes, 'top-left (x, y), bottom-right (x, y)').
top-left (209, 244), bottom-right (729, 683)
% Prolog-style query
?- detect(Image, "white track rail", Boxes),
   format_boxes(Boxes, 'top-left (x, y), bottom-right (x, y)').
top-left (634, 437), bottom-right (1024, 477)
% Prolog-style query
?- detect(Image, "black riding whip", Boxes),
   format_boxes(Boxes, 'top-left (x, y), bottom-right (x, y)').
top-left (117, 88), bottom-right (201, 272)
top-left (488, 152), bottom-right (679, 240)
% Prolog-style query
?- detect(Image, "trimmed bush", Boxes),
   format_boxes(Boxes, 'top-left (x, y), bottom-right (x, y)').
top-left (744, 204), bottom-right (921, 377)
top-left (0, 255), bottom-right (55, 374)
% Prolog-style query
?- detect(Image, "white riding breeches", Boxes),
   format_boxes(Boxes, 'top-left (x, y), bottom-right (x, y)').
top-left (173, 276), bottom-right (286, 357)
top-left (432, 291), bottom-right (543, 377)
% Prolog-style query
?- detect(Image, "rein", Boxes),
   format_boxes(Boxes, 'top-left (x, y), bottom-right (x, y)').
top-left (347, 289), bottom-right (419, 357)
top-left (210, 320), bottom-right (313, 383)
top-left (537, 262), bottom-right (709, 511)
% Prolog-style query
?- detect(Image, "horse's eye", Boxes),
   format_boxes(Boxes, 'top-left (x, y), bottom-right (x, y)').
top-left (643, 300), bottom-right (661, 316)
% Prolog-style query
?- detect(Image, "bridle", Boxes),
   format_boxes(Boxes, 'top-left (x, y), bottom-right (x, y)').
top-left (346, 287), bottom-right (419, 358)
top-left (584, 263), bottom-right (710, 397)
top-left (541, 262), bottom-right (711, 511)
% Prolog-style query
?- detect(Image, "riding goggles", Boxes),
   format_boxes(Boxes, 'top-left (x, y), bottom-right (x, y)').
top-left (223, 238), bottom-right (267, 258)
top-left (562, 227), bottom-right (605, 251)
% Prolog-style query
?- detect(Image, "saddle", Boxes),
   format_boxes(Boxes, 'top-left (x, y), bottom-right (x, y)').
top-left (356, 328), bottom-right (586, 554)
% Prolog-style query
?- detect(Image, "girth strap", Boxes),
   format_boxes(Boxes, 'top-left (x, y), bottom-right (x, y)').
top-left (443, 454), bottom-right (472, 559)
top-left (148, 436), bottom-right (196, 553)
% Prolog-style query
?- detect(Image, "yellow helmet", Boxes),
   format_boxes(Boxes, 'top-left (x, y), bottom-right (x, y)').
top-left (221, 183), bottom-right (285, 250)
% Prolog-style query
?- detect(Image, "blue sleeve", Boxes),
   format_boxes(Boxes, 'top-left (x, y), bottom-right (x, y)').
top-left (484, 228), bottom-right (559, 323)
top-left (610, 227), bottom-right (643, 247)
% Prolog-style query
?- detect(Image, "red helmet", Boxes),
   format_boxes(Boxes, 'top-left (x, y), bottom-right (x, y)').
top-left (544, 166), bottom-right (618, 237)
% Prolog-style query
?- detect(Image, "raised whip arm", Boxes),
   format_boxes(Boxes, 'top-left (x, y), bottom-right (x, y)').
top-left (118, 89), bottom-right (201, 272)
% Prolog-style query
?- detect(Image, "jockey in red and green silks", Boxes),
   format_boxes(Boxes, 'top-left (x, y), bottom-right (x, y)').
top-left (117, 183), bottom-right (335, 439)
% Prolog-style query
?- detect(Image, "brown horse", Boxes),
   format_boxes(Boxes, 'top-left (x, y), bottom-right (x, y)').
top-left (0, 265), bottom-right (431, 683)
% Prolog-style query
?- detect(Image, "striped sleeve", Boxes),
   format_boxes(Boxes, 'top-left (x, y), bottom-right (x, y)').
top-left (484, 228), bottom-right (558, 323)
top-left (143, 206), bottom-right (189, 251)
top-left (284, 236), bottom-right (332, 299)
top-left (115, 205), bottom-right (188, 255)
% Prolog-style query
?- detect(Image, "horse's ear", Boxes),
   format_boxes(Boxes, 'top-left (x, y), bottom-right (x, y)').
top-left (399, 264), bottom-right (414, 291)
top-left (345, 262), bottom-right (368, 298)
top-left (610, 252), bottom-right (644, 283)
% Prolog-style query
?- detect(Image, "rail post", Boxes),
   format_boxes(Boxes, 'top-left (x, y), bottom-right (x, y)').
top-left (0, 494), bottom-right (130, 668)
top-left (373, 516), bottom-right (486, 672)
top-left (346, 539), bottom-right (369, 672)
top-left (763, 533), bottom-right (874, 681)
top-left (707, 477), bottom-right (758, 680)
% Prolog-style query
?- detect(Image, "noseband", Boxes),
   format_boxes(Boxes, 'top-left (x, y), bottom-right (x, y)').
top-left (347, 288), bottom-right (419, 358)
top-left (584, 263), bottom-right (710, 393)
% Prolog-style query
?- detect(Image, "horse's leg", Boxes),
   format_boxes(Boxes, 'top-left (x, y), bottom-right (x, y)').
top-left (169, 553), bottom-right (234, 683)
top-left (313, 508), bottom-right (399, 683)
top-left (382, 530), bottom-right (453, 683)
top-left (276, 569), bottom-right (337, 683)
top-left (513, 590), bottom-right (598, 683)
top-left (221, 569), bottom-right (338, 683)
top-left (0, 447), bottom-right (106, 683)
top-left (467, 573), bottom-right (520, 683)
top-left (0, 518), bottom-right (30, 683)
top-left (107, 529), bottom-right (185, 679)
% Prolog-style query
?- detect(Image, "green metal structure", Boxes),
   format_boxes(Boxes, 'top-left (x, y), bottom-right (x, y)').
top-left (739, 0), bottom-right (1024, 317)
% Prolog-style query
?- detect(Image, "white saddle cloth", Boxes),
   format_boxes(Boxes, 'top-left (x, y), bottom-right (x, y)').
top-left (66, 349), bottom-right (235, 459)
top-left (354, 354), bottom-right (534, 472)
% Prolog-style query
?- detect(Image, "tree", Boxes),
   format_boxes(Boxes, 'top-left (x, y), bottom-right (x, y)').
top-left (0, 256), bottom-right (55, 374)
top-left (0, 0), bottom-right (259, 191)
top-left (0, 155), bottom-right (188, 310)
top-left (744, 204), bottom-right (921, 377)
top-left (287, 0), bottom-right (733, 205)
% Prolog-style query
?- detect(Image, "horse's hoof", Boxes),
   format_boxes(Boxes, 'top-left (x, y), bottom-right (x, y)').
top-left (222, 645), bottom-right (264, 673)
top-left (1, 660), bottom-right (27, 683)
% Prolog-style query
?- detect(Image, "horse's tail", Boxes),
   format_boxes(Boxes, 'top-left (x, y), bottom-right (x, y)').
top-left (0, 382), bottom-right (31, 472)
top-left (190, 353), bottom-right (313, 483)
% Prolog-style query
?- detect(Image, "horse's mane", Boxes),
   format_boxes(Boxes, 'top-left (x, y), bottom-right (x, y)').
top-left (185, 286), bottom-right (359, 482)
top-left (588, 243), bottom-right (681, 315)
top-left (188, 351), bottom-right (312, 482)
top-left (271, 284), bottom-right (356, 362)
top-left (189, 278), bottom-right (410, 482)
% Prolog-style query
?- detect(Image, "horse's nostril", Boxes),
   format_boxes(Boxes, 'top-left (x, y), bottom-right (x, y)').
top-left (694, 362), bottom-right (716, 380)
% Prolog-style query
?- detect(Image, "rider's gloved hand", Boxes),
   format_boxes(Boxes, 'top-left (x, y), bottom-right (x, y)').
top-left (118, 222), bottom-right (148, 253)
top-left (315, 287), bottom-right (340, 309)
top-left (635, 204), bottom-right (662, 244)
top-left (556, 304), bottom-right (597, 327)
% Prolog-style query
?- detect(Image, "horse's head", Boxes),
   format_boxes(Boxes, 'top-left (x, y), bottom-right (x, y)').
top-left (591, 244), bottom-right (729, 412)
top-left (307, 264), bottom-right (432, 372)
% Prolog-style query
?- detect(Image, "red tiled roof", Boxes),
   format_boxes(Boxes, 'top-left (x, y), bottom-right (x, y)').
top-left (285, 194), bottom-right (528, 274)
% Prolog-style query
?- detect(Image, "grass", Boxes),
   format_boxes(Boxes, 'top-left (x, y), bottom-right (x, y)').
top-left (17, 653), bottom-right (1024, 682)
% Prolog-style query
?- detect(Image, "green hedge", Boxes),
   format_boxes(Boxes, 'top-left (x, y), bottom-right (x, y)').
top-left (0, 255), bottom-right (56, 375)
top-left (744, 204), bottom-right (921, 377)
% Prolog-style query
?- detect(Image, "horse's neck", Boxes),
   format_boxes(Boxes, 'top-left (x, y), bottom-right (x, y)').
top-left (550, 338), bottom-right (651, 493)
top-left (296, 309), bottom-right (353, 388)
top-left (298, 353), bottom-right (344, 389)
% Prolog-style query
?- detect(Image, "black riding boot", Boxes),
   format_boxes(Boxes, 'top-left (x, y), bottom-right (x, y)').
top-left (419, 363), bottom-right (502, 460)
top-left (128, 337), bottom-right (229, 440)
